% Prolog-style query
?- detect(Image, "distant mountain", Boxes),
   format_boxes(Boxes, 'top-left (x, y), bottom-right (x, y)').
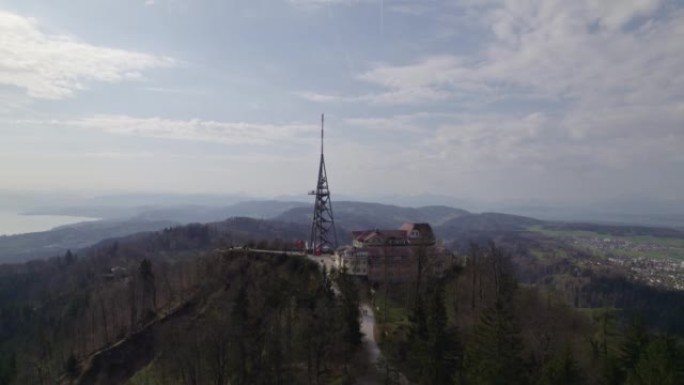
top-left (8, 196), bottom-right (682, 266)
top-left (0, 218), bottom-right (177, 263)
top-left (275, 201), bottom-right (470, 230)
top-left (130, 200), bottom-right (308, 223)
top-left (20, 193), bottom-right (253, 219)
top-left (434, 212), bottom-right (543, 241)
top-left (0, 200), bottom-right (309, 264)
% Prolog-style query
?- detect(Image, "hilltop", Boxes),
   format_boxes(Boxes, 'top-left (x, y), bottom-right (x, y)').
top-left (0, 215), bottom-right (682, 384)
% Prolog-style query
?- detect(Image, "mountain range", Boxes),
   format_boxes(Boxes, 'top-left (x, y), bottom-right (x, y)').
top-left (2, 199), bottom-right (683, 264)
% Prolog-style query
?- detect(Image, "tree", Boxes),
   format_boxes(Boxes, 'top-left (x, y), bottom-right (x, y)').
top-left (336, 273), bottom-right (363, 372)
top-left (230, 283), bottom-right (250, 385)
top-left (65, 352), bottom-right (80, 379)
top-left (410, 283), bottom-right (461, 385)
top-left (626, 336), bottom-right (684, 385)
top-left (620, 317), bottom-right (650, 380)
top-left (589, 308), bottom-right (621, 385)
top-left (464, 245), bottom-right (527, 385)
top-left (0, 353), bottom-right (17, 385)
top-left (64, 249), bottom-right (77, 265)
top-left (465, 297), bottom-right (527, 385)
top-left (536, 345), bottom-right (583, 385)
top-left (139, 259), bottom-right (157, 318)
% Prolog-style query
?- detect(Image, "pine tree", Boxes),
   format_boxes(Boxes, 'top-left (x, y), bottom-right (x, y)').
top-left (336, 273), bottom-right (362, 371)
top-left (466, 298), bottom-right (527, 385)
top-left (231, 283), bottom-right (250, 385)
top-left (464, 257), bottom-right (527, 385)
top-left (626, 336), bottom-right (684, 385)
top-left (65, 352), bottom-right (80, 378)
top-left (417, 283), bottom-right (461, 385)
top-left (620, 317), bottom-right (650, 380)
top-left (536, 345), bottom-right (583, 385)
top-left (589, 308), bottom-right (621, 385)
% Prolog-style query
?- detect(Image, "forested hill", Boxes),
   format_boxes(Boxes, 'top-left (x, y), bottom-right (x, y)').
top-left (0, 217), bottom-right (339, 384)
top-left (0, 218), bottom-right (178, 264)
top-left (276, 201), bottom-right (470, 230)
top-left (0, 215), bottom-right (683, 384)
top-left (0, 200), bottom-right (472, 264)
top-left (0, 200), bottom-right (310, 264)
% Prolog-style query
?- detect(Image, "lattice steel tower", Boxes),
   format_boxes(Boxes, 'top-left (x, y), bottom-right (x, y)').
top-left (308, 114), bottom-right (338, 253)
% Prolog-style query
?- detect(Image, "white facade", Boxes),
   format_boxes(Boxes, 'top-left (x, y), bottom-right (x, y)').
top-left (335, 247), bottom-right (368, 276)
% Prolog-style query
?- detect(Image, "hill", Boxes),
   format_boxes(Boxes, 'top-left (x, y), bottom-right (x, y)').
top-left (0, 214), bottom-right (683, 384)
top-left (127, 200), bottom-right (308, 223)
top-left (0, 218), bottom-right (178, 264)
top-left (434, 212), bottom-right (542, 239)
top-left (276, 201), bottom-right (470, 230)
top-left (0, 201), bottom-right (311, 264)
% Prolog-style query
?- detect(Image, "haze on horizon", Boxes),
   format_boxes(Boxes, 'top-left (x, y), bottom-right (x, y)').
top-left (1, 0), bottom-right (683, 208)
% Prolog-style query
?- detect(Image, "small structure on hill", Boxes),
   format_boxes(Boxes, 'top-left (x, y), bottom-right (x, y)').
top-left (334, 222), bottom-right (455, 282)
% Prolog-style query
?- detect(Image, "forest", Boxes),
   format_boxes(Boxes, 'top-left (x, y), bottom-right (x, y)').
top-left (375, 243), bottom-right (684, 384)
top-left (0, 218), bottom-right (682, 384)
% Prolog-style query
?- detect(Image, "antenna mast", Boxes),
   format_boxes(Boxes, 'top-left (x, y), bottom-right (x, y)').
top-left (308, 113), bottom-right (338, 254)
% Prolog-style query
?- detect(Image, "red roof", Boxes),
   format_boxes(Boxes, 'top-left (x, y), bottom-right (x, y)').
top-left (352, 229), bottom-right (407, 244)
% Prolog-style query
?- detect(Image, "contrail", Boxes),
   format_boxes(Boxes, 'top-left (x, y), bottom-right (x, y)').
top-left (380, 0), bottom-right (384, 35)
top-left (327, 3), bottom-right (355, 75)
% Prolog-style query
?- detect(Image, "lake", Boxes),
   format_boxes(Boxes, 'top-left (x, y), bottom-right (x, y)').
top-left (0, 211), bottom-right (99, 236)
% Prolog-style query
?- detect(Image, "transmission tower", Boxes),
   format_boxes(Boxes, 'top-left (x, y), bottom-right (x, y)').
top-left (308, 114), bottom-right (338, 254)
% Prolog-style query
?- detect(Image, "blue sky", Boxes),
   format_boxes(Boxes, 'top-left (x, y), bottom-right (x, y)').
top-left (0, 0), bottom-right (682, 206)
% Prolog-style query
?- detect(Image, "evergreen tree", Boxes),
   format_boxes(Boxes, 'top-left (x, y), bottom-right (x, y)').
top-left (620, 317), bottom-right (650, 381)
top-left (418, 283), bottom-right (461, 385)
top-left (139, 258), bottom-right (157, 315)
top-left (231, 283), bottom-right (250, 385)
top-left (337, 274), bottom-right (362, 346)
top-left (626, 336), bottom-right (684, 385)
top-left (0, 353), bottom-right (17, 385)
top-left (536, 345), bottom-right (583, 385)
top-left (589, 309), bottom-right (621, 385)
top-left (464, 270), bottom-right (527, 385)
top-left (65, 352), bottom-right (80, 379)
top-left (465, 300), bottom-right (527, 385)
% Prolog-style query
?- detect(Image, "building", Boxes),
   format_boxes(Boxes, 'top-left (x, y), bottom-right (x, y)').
top-left (335, 223), bottom-right (455, 282)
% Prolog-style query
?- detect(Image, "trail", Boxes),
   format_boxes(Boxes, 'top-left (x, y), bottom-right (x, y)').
top-left (356, 304), bottom-right (411, 385)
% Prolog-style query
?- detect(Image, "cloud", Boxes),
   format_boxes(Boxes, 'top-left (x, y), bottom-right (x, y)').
top-left (297, 86), bottom-right (452, 105)
top-left (0, 10), bottom-right (174, 99)
top-left (303, 0), bottom-right (684, 109)
top-left (295, 91), bottom-right (344, 103)
top-left (345, 112), bottom-right (457, 132)
top-left (302, 0), bottom-right (684, 180)
top-left (288, 0), bottom-right (370, 6)
top-left (84, 151), bottom-right (156, 159)
top-left (141, 86), bottom-right (208, 95)
top-left (18, 115), bottom-right (319, 146)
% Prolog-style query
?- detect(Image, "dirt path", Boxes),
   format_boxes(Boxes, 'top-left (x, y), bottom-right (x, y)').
top-left (356, 304), bottom-right (411, 385)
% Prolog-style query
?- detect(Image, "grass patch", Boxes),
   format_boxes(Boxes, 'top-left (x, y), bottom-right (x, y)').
top-left (374, 296), bottom-right (410, 326)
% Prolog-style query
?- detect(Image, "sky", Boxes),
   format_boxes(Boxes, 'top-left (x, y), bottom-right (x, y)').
top-left (0, 0), bottom-right (683, 207)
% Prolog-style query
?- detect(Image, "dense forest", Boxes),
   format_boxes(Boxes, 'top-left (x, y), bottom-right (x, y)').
top-left (377, 244), bottom-right (684, 385)
top-left (0, 217), bottom-right (683, 384)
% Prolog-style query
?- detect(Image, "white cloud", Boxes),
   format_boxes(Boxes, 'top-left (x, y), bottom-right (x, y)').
top-left (303, 0), bottom-right (684, 179)
top-left (0, 10), bottom-right (174, 99)
top-left (297, 86), bottom-right (452, 105)
top-left (19, 115), bottom-right (319, 145)
top-left (84, 151), bottom-right (155, 159)
top-left (304, 0), bottom-right (684, 110)
top-left (288, 0), bottom-right (370, 6)
top-left (295, 91), bottom-right (344, 103)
